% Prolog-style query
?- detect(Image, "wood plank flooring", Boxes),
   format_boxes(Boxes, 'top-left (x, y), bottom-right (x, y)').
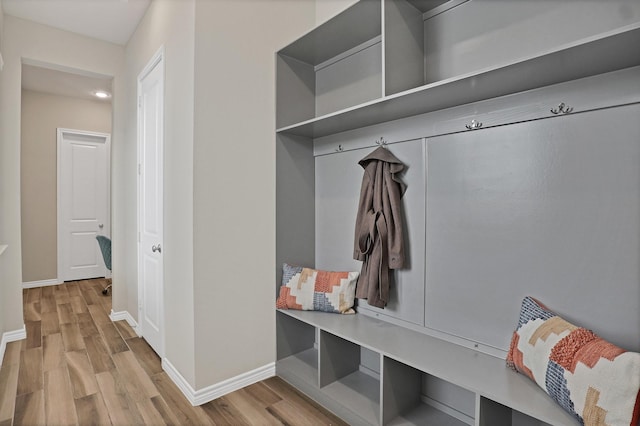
top-left (0, 279), bottom-right (346, 425)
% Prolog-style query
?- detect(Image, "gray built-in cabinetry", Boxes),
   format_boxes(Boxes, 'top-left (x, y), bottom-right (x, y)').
top-left (275, 1), bottom-right (640, 425)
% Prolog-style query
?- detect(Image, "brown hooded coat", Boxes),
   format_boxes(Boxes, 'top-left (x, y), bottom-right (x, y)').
top-left (353, 146), bottom-right (407, 308)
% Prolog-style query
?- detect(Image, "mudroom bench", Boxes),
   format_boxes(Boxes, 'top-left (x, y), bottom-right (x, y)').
top-left (276, 309), bottom-right (576, 426)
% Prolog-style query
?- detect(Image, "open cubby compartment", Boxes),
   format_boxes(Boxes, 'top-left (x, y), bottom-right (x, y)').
top-left (384, 0), bottom-right (468, 95)
top-left (382, 356), bottom-right (474, 426)
top-left (319, 330), bottom-right (381, 425)
top-left (276, 312), bottom-right (318, 387)
top-left (477, 397), bottom-right (557, 426)
top-left (276, 0), bottom-right (382, 130)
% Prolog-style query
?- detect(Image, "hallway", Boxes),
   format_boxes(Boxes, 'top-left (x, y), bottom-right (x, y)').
top-left (0, 279), bottom-right (345, 425)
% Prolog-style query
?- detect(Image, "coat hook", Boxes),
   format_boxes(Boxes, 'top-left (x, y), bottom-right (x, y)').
top-left (550, 102), bottom-right (573, 114)
top-left (375, 137), bottom-right (387, 148)
top-left (335, 144), bottom-right (343, 152)
top-left (465, 119), bottom-right (483, 130)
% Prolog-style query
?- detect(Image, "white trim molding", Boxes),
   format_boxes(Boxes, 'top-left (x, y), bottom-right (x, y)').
top-left (22, 278), bottom-right (60, 289)
top-left (0, 325), bottom-right (27, 365)
top-left (162, 358), bottom-right (275, 406)
top-left (109, 310), bottom-right (140, 336)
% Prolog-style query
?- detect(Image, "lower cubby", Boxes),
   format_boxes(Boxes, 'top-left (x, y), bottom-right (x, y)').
top-left (319, 331), bottom-right (380, 425)
top-left (276, 312), bottom-right (318, 388)
top-left (383, 356), bottom-right (473, 426)
top-left (477, 397), bottom-right (555, 426)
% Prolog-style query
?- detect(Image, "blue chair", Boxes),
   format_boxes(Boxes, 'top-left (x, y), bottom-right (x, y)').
top-left (96, 235), bottom-right (112, 295)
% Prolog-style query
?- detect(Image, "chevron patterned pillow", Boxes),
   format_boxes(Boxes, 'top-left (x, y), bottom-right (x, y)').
top-left (276, 263), bottom-right (358, 314)
top-left (507, 297), bottom-right (640, 426)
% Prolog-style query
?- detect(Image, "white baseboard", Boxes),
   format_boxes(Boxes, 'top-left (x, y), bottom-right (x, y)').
top-left (22, 278), bottom-right (60, 289)
top-left (162, 358), bottom-right (275, 406)
top-left (109, 310), bottom-right (140, 336)
top-left (0, 325), bottom-right (26, 365)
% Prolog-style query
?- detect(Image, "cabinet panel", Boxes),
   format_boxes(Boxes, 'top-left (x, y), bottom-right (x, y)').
top-left (276, 134), bottom-right (315, 288)
top-left (316, 41), bottom-right (382, 116)
top-left (315, 139), bottom-right (426, 325)
top-left (276, 56), bottom-right (316, 129)
top-left (384, 0), bottom-right (426, 95)
top-left (423, 0), bottom-right (640, 84)
top-left (425, 104), bottom-right (640, 352)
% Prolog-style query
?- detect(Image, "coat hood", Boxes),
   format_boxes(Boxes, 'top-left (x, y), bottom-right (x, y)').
top-left (359, 146), bottom-right (407, 196)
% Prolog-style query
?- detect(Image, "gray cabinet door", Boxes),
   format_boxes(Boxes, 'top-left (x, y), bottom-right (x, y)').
top-left (425, 103), bottom-right (640, 352)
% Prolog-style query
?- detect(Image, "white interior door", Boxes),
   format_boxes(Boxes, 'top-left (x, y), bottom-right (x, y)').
top-left (138, 48), bottom-right (164, 357)
top-left (58, 129), bottom-right (110, 282)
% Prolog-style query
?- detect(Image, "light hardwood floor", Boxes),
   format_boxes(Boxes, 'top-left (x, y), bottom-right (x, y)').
top-left (0, 279), bottom-right (346, 425)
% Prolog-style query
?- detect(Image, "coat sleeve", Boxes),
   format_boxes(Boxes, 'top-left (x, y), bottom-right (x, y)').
top-left (353, 168), bottom-right (373, 261)
top-left (383, 163), bottom-right (405, 269)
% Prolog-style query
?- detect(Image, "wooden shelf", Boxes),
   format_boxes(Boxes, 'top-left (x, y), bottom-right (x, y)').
top-left (276, 23), bottom-right (640, 139)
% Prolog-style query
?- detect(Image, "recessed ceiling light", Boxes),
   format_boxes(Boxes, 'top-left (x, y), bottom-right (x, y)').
top-left (94, 90), bottom-right (111, 99)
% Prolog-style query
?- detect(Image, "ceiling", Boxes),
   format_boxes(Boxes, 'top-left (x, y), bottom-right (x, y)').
top-left (3, 0), bottom-right (150, 101)
top-left (22, 64), bottom-right (113, 102)
top-left (1, 0), bottom-right (151, 46)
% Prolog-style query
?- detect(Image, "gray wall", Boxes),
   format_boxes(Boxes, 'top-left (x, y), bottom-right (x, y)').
top-left (20, 90), bottom-right (112, 283)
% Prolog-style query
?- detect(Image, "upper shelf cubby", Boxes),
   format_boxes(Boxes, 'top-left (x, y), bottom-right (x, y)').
top-left (384, 0), bottom-right (468, 95)
top-left (276, 19), bottom-right (640, 139)
top-left (276, 0), bottom-right (382, 129)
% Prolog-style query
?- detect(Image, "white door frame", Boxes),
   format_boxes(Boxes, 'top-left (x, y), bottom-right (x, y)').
top-left (57, 128), bottom-right (111, 282)
top-left (137, 46), bottom-right (165, 357)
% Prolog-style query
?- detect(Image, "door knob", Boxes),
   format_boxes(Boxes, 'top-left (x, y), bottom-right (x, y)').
top-left (152, 244), bottom-right (162, 253)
